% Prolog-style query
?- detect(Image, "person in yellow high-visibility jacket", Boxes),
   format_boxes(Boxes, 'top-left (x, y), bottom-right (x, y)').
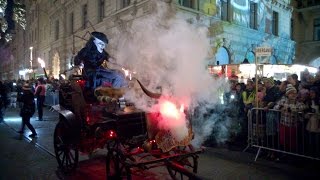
top-left (242, 79), bottom-right (256, 113)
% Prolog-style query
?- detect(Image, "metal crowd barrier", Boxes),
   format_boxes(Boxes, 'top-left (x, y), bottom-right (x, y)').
top-left (9, 92), bottom-right (18, 108)
top-left (243, 108), bottom-right (320, 161)
top-left (45, 90), bottom-right (59, 107)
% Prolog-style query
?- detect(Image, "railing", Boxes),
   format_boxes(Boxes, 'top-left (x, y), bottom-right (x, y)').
top-left (45, 90), bottom-right (59, 107)
top-left (244, 108), bottom-right (320, 161)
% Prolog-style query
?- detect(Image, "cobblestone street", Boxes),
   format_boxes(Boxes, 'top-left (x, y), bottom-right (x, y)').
top-left (1, 107), bottom-right (319, 179)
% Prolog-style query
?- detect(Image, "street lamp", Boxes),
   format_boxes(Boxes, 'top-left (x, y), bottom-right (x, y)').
top-left (29, 46), bottom-right (33, 69)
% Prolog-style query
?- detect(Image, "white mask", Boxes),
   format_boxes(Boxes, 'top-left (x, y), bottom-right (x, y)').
top-left (93, 38), bottom-right (106, 53)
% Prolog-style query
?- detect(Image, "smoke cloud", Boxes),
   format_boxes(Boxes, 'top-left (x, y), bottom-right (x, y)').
top-left (114, 0), bottom-right (230, 147)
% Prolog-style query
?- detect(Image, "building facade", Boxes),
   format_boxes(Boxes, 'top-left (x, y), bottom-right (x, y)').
top-left (292, 0), bottom-right (320, 67)
top-left (3, 0), bottom-right (295, 80)
top-left (174, 0), bottom-right (295, 66)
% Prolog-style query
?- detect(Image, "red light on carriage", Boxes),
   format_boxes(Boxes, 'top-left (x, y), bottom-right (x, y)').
top-left (106, 130), bottom-right (117, 139)
top-left (86, 116), bottom-right (90, 123)
top-left (86, 104), bottom-right (93, 124)
top-left (76, 80), bottom-right (86, 89)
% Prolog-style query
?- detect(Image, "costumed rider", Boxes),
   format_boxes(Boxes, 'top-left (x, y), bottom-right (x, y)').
top-left (74, 31), bottom-right (127, 89)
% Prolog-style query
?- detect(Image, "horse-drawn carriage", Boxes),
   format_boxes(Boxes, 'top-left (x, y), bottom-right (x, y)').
top-left (52, 75), bottom-right (204, 179)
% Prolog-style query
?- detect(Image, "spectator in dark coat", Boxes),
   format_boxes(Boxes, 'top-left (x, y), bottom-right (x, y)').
top-left (18, 83), bottom-right (37, 137)
top-left (262, 77), bottom-right (282, 110)
top-left (0, 80), bottom-right (10, 122)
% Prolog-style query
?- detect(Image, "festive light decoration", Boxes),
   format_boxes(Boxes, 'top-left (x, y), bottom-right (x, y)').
top-left (0, 0), bottom-right (26, 43)
top-left (13, 3), bottom-right (26, 30)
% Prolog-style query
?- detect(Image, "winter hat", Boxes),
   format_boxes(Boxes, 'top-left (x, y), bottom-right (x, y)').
top-left (91, 31), bottom-right (108, 44)
top-left (263, 77), bottom-right (274, 86)
top-left (286, 84), bottom-right (297, 95)
top-left (22, 83), bottom-right (32, 91)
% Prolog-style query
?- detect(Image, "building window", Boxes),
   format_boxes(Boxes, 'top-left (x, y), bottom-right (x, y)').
top-left (221, 0), bottom-right (230, 21)
top-left (69, 12), bottom-right (74, 35)
top-left (272, 11), bottom-right (279, 36)
top-left (215, 47), bottom-right (229, 65)
top-left (314, 18), bottom-right (320, 41)
top-left (98, 0), bottom-right (105, 22)
top-left (121, 0), bottom-right (130, 8)
top-left (55, 20), bottom-right (59, 40)
top-left (291, 18), bottom-right (294, 40)
top-left (82, 4), bottom-right (88, 29)
top-left (181, 0), bottom-right (198, 10)
top-left (249, 2), bottom-right (257, 29)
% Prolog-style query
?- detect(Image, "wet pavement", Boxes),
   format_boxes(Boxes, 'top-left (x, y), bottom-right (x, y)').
top-left (1, 106), bottom-right (320, 179)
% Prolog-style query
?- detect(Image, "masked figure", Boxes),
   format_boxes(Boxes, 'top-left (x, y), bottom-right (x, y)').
top-left (74, 31), bottom-right (127, 89)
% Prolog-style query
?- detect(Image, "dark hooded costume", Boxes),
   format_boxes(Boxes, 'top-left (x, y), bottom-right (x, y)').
top-left (74, 32), bottom-right (127, 89)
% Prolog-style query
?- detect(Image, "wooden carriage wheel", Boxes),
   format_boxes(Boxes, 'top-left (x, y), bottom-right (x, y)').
top-left (106, 140), bottom-right (131, 180)
top-left (54, 121), bottom-right (79, 173)
top-left (166, 145), bottom-right (200, 180)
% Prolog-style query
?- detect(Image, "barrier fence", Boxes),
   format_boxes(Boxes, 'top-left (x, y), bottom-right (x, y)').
top-left (244, 108), bottom-right (320, 161)
top-left (45, 90), bottom-right (59, 107)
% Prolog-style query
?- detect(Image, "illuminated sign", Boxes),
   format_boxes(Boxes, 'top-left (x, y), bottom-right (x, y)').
top-left (255, 47), bottom-right (272, 56)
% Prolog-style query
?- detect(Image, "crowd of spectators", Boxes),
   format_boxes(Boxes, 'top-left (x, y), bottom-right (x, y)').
top-left (224, 68), bottom-right (320, 160)
top-left (0, 77), bottom-right (61, 108)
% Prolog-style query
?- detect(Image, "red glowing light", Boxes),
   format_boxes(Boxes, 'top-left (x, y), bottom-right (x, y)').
top-left (159, 100), bottom-right (184, 120)
top-left (76, 80), bottom-right (86, 89)
top-left (106, 130), bottom-right (116, 139)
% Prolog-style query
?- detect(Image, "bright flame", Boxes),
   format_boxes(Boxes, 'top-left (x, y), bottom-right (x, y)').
top-left (37, 57), bottom-right (45, 68)
top-left (60, 74), bottom-right (66, 79)
top-left (122, 67), bottom-right (136, 80)
top-left (154, 98), bottom-right (188, 141)
top-left (122, 68), bottom-right (129, 77)
top-left (160, 100), bottom-right (181, 120)
top-left (180, 104), bottom-right (184, 112)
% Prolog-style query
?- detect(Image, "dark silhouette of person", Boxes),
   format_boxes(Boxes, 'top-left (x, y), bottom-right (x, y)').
top-left (18, 83), bottom-right (37, 137)
top-left (34, 77), bottom-right (46, 121)
top-left (0, 80), bottom-right (9, 122)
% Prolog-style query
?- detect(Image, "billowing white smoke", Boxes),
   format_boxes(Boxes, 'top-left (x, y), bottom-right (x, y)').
top-left (114, 0), bottom-right (229, 146)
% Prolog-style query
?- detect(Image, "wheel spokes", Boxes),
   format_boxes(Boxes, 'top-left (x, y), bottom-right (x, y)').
top-left (54, 122), bottom-right (79, 173)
